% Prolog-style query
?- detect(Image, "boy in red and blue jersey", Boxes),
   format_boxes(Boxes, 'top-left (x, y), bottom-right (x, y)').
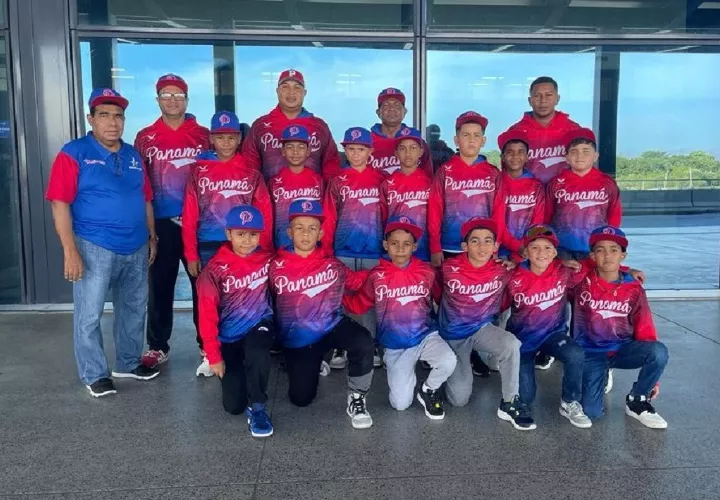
top-left (572, 226), bottom-right (668, 429)
top-left (269, 199), bottom-right (375, 429)
top-left (428, 112), bottom-right (505, 268)
top-left (497, 129), bottom-right (546, 262)
top-left (546, 128), bottom-right (622, 260)
top-left (346, 217), bottom-right (456, 420)
top-left (197, 205), bottom-right (275, 438)
top-left (379, 127), bottom-right (432, 262)
top-left (268, 124), bottom-right (324, 250)
top-left (439, 217), bottom-right (535, 431)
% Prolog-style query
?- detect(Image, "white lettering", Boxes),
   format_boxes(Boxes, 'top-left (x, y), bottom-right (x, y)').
top-left (375, 283), bottom-right (429, 305)
top-left (146, 145), bottom-right (202, 162)
top-left (272, 186), bottom-right (322, 203)
top-left (274, 265), bottom-right (339, 298)
top-left (222, 263), bottom-right (270, 294)
top-left (528, 145), bottom-right (565, 160)
top-left (198, 177), bottom-right (253, 196)
top-left (579, 291), bottom-right (631, 317)
top-left (387, 189), bottom-right (429, 207)
top-left (555, 188), bottom-right (608, 204)
top-left (513, 280), bottom-right (565, 310)
top-left (339, 186), bottom-right (380, 203)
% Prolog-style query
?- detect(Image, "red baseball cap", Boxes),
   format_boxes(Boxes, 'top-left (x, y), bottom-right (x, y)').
top-left (385, 215), bottom-right (423, 241)
top-left (461, 217), bottom-right (497, 240)
top-left (278, 69), bottom-right (305, 87)
top-left (565, 127), bottom-right (596, 150)
top-left (522, 224), bottom-right (560, 248)
top-left (498, 129), bottom-right (530, 151)
top-left (455, 111), bottom-right (488, 131)
top-left (156, 74), bottom-right (188, 94)
top-left (378, 87), bottom-right (405, 107)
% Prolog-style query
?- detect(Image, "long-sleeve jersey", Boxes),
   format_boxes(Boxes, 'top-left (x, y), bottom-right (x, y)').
top-left (546, 167), bottom-right (622, 253)
top-left (570, 271), bottom-right (657, 353)
top-left (345, 258), bottom-right (441, 350)
top-left (242, 105), bottom-right (340, 181)
top-left (269, 247), bottom-right (367, 348)
top-left (268, 167), bottom-right (324, 250)
top-left (500, 170), bottom-right (546, 259)
top-left (197, 244), bottom-right (273, 365)
top-left (505, 111), bottom-right (581, 185)
top-left (379, 168), bottom-right (432, 261)
top-left (438, 254), bottom-right (511, 340)
top-left (428, 155), bottom-right (505, 254)
top-left (182, 152), bottom-right (273, 262)
top-left (134, 114), bottom-right (209, 218)
top-left (322, 167), bottom-right (386, 258)
top-left (369, 123), bottom-right (433, 176)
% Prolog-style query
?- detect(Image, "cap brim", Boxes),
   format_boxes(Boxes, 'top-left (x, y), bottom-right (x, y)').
top-left (456, 117), bottom-right (488, 130)
top-left (211, 127), bottom-right (241, 134)
top-left (281, 138), bottom-right (310, 144)
top-left (377, 95), bottom-right (406, 107)
top-left (279, 78), bottom-right (305, 87)
top-left (385, 222), bottom-right (422, 241)
top-left (90, 96), bottom-right (129, 110)
top-left (523, 234), bottom-right (559, 248)
top-left (590, 234), bottom-right (628, 249)
top-left (341, 141), bottom-right (373, 147)
top-left (226, 225), bottom-right (263, 231)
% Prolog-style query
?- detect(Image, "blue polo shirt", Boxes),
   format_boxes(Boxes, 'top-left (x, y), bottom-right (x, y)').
top-left (46, 133), bottom-right (152, 255)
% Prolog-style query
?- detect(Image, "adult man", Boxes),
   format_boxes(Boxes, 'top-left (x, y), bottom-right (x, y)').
top-left (369, 88), bottom-right (432, 176)
top-left (134, 74), bottom-right (210, 369)
top-left (243, 69), bottom-right (340, 181)
top-left (505, 76), bottom-right (581, 185)
top-left (426, 124), bottom-right (454, 172)
top-left (46, 88), bottom-right (160, 397)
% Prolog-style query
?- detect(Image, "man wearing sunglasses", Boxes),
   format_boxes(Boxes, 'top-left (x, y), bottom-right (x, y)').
top-left (46, 88), bottom-right (160, 398)
top-left (134, 74), bottom-right (210, 370)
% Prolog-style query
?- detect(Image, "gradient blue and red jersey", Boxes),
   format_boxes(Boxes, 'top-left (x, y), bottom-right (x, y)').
top-left (380, 168), bottom-right (432, 261)
top-left (182, 152), bottom-right (273, 262)
top-left (500, 170), bottom-right (546, 261)
top-left (546, 167), bottom-right (622, 254)
top-left (505, 111), bottom-right (580, 185)
top-left (134, 114), bottom-right (209, 219)
top-left (45, 133), bottom-right (153, 254)
top-left (570, 271), bottom-right (657, 353)
top-left (428, 155), bottom-right (505, 254)
top-left (438, 254), bottom-right (511, 340)
top-left (268, 167), bottom-right (325, 250)
top-left (242, 105), bottom-right (341, 181)
top-left (269, 247), bottom-right (367, 348)
top-left (369, 123), bottom-right (433, 176)
top-left (322, 166), bottom-right (386, 259)
top-left (345, 258), bottom-right (441, 349)
top-left (197, 244), bottom-right (274, 365)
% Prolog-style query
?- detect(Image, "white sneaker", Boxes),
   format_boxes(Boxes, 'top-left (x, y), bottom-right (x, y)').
top-left (196, 356), bottom-right (214, 377)
top-left (346, 392), bottom-right (373, 429)
top-left (373, 348), bottom-right (383, 368)
top-left (625, 395), bottom-right (667, 429)
top-left (329, 349), bottom-right (347, 370)
top-left (559, 400), bottom-right (592, 428)
top-left (605, 369), bottom-right (614, 394)
top-left (319, 360), bottom-right (331, 377)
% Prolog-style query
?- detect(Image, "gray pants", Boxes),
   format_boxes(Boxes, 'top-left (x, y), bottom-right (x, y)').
top-left (338, 256), bottom-right (379, 337)
top-left (383, 332), bottom-right (457, 411)
top-left (446, 323), bottom-right (521, 406)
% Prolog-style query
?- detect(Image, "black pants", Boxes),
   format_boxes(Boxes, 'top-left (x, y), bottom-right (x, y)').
top-left (147, 218), bottom-right (200, 353)
top-left (220, 320), bottom-right (275, 415)
top-left (283, 316), bottom-right (374, 407)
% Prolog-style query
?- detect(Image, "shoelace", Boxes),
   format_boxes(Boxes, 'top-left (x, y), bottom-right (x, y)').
top-left (633, 398), bottom-right (656, 414)
top-left (514, 398), bottom-right (532, 418)
top-left (566, 401), bottom-right (585, 416)
top-left (427, 389), bottom-right (443, 409)
top-left (349, 395), bottom-right (367, 414)
top-left (252, 408), bottom-right (271, 428)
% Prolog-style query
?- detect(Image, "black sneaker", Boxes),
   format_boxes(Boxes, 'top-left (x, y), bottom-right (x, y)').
top-left (471, 351), bottom-right (490, 377)
top-left (86, 378), bottom-right (117, 398)
top-left (497, 396), bottom-right (537, 431)
top-left (535, 352), bottom-right (554, 370)
top-left (625, 394), bottom-right (668, 429)
top-left (111, 364), bottom-right (160, 381)
top-left (416, 386), bottom-right (445, 420)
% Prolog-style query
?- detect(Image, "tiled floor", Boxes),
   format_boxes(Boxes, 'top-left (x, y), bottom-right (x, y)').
top-left (1, 300), bottom-right (719, 499)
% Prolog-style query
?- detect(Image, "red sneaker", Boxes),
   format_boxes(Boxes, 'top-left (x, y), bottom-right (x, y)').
top-left (141, 349), bottom-right (168, 368)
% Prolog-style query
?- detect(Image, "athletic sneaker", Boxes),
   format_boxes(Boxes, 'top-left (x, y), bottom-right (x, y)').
top-left (373, 348), bottom-right (383, 368)
top-left (346, 392), bottom-right (373, 429)
top-left (497, 396), bottom-right (537, 431)
top-left (319, 360), bottom-right (331, 377)
top-left (246, 403), bottom-right (274, 438)
top-left (559, 400), bottom-right (592, 428)
top-left (141, 349), bottom-right (168, 368)
top-left (329, 349), bottom-right (347, 370)
top-left (625, 394), bottom-right (667, 429)
top-left (196, 355), bottom-right (214, 377)
top-left (471, 355), bottom-right (491, 377)
top-left (416, 386), bottom-right (445, 420)
top-left (605, 369), bottom-right (614, 394)
top-left (86, 378), bottom-right (117, 398)
top-left (111, 364), bottom-right (160, 381)
top-left (535, 352), bottom-right (554, 370)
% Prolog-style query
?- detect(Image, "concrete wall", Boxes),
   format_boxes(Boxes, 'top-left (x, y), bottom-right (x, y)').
top-left (623, 189), bottom-right (720, 215)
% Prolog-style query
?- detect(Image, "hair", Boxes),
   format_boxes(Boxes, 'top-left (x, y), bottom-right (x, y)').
top-left (384, 228), bottom-right (417, 242)
top-left (591, 241), bottom-right (627, 253)
top-left (530, 76), bottom-right (558, 94)
top-left (463, 228), bottom-right (496, 244)
top-left (501, 139), bottom-right (529, 154)
top-left (568, 138), bottom-right (597, 151)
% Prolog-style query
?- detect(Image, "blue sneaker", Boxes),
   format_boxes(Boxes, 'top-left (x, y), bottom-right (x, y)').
top-left (246, 403), bottom-right (274, 438)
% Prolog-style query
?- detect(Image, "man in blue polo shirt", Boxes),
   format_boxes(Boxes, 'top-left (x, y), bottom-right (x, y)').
top-left (46, 88), bottom-right (160, 398)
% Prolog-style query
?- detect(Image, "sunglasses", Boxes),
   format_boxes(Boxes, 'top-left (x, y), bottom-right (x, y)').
top-left (526, 225), bottom-right (555, 239)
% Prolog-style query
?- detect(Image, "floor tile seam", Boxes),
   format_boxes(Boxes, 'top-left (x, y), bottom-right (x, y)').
top-left (251, 363), bottom-right (283, 500)
top-left (653, 312), bottom-right (720, 346)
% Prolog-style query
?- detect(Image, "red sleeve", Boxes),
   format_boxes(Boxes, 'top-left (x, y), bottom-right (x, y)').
top-left (343, 273), bottom-right (375, 315)
top-left (45, 151), bottom-right (79, 203)
top-left (133, 132), bottom-right (145, 159)
top-left (607, 180), bottom-right (622, 227)
top-left (320, 179), bottom-right (338, 254)
top-left (182, 170), bottom-right (200, 262)
top-left (632, 288), bottom-right (658, 342)
top-left (345, 268), bottom-right (370, 292)
top-left (567, 259), bottom-right (593, 288)
top-left (491, 174), bottom-right (506, 246)
top-left (419, 139), bottom-right (434, 176)
top-left (241, 121), bottom-right (262, 171)
top-left (320, 122), bottom-right (341, 181)
top-left (431, 267), bottom-right (443, 304)
top-left (252, 178), bottom-right (275, 251)
top-left (545, 181), bottom-right (556, 223)
top-left (500, 182), bottom-right (523, 254)
top-left (197, 267), bottom-right (223, 365)
top-left (428, 168), bottom-right (445, 255)
top-left (379, 181), bottom-right (389, 225)
top-left (532, 182), bottom-right (547, 225)
top-left (501, 283), bottom-right (512, 312)
top-left (142, 159), bottom-right (153, 202)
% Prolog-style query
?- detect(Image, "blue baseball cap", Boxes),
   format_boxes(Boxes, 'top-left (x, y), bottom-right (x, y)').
top-left (211, 111), bottom-right (241, 134)
top-left (89, 88), bottom-right (129, 110)
top-left (226, 205), bottom-right (264, 231)
top-left (395, 127), bottom-right (423, 148)
top-left (385, 215), bottom-right (422, 241)
top-left (341, 127), bottom-right (372, 147)
top-left (288, 199), bottom-right (325, 222)
top-left (589, 225), bottom-right (628, 249)
top-left (281, 124), bottom-right (310, 144)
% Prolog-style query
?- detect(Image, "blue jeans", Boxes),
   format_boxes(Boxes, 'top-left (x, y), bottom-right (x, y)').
top-left (581, 341), bottom-right (669, 418)
top-left (519, 331), bottom-right (585, 405)
top-left (73, 237), bottom-right (149, 385)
